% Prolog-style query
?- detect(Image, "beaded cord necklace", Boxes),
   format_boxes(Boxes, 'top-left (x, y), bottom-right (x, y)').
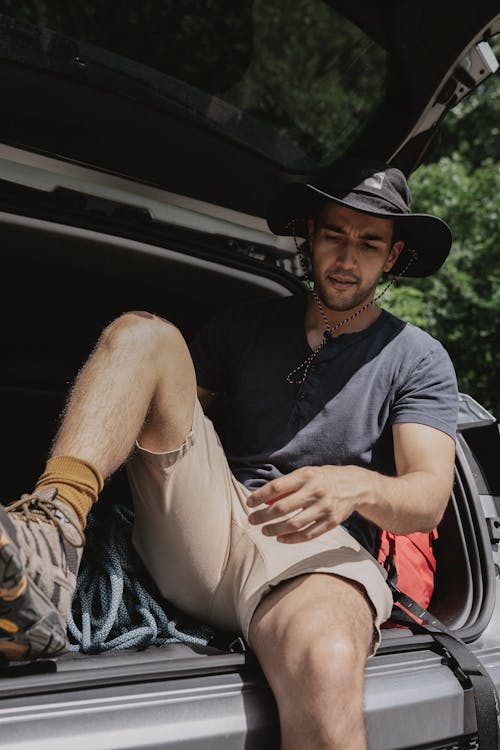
top-left (286, 226), bottom-right (417, 386)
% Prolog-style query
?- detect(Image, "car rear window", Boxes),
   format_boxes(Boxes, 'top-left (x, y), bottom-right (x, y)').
top-left (0, 0), bottom-right (388, 170)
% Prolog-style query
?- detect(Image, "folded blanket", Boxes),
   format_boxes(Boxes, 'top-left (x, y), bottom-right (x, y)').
top-left (68, 504), bottom-right (215, 653)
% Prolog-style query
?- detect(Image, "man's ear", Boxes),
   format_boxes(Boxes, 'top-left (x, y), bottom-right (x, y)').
top-left (384, 240), bottom-right (405, 273)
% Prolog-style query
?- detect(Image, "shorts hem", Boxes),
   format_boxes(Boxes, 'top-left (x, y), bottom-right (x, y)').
top-left (133, 428), bottom-right (196, 468)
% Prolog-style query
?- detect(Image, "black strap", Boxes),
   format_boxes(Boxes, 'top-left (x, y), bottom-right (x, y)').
top-left (389, 581), bottom-right (500, 750)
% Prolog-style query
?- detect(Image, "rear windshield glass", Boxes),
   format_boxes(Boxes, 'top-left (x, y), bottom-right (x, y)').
top-left (0, 0), bottom-right (388, 170)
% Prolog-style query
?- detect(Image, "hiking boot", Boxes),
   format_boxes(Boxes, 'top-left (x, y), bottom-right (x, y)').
top-left (0, 487), bottom-right (85, 661)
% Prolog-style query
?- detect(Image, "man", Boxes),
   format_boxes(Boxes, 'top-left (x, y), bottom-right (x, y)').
top-left (0, 160), bottom-right (458, 749)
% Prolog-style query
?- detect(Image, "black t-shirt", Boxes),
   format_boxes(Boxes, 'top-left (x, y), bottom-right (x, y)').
top-left (189, 295), bottom-right (459, 554)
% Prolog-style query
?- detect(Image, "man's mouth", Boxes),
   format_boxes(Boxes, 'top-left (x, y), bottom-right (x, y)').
top-left (327, 275), bottom-right (357, 290)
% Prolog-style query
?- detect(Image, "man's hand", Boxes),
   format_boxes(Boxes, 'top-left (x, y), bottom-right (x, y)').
top-left (247, 465), bottom-right (370, 543)
top-left (246, 424), bottom-right (456, 544)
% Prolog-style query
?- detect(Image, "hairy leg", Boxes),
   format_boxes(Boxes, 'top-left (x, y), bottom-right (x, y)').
top-left (52, 311), bottom-right (196, 478)
top-left (248, 572), bottom-right (374, 750)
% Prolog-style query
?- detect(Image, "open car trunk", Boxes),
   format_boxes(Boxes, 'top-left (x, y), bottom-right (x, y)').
top-left (1, 193), bottom-right (500, 749)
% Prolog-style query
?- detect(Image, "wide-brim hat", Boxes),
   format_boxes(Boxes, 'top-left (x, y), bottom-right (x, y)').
top-left (266, 159), bottom-right (452, 277)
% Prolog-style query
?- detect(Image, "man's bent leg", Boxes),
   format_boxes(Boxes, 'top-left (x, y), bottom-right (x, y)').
top-left (52, 311), bottom-right (197, 476)
top-left (0, 311), bottom-right (197, 660)
top-left (248, 572), bottom-right (374, 750)
top-left (33, 311), bottom-right (196, 526)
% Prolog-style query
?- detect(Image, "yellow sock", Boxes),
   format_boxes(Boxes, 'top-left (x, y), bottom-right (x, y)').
top-left (34, 456), bottom-right (104, 529)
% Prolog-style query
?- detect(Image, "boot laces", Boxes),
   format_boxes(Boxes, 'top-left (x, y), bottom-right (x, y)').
top-left (7, 490), bottom-right (85, 548)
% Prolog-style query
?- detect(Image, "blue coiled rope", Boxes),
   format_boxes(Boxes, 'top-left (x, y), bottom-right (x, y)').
top-left (68, 504), bottom-right (215, 653)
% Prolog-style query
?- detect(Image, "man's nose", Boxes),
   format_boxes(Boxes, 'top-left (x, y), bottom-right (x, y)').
top-left (335, 240), bottom-right (357, 268)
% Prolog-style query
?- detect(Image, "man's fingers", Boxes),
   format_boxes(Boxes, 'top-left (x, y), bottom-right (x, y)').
top-left (277, 518), bottom-right (334, 544)
top-left (260, 505), bottom-right (331, 538)
top-left (248, 490), bottom-right (314, 526)
top-left (247, 468), bottom-right (315, 507)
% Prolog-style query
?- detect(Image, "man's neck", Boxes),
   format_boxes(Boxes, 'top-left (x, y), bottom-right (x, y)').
top-left (305, 294), bottom-right (382, 350)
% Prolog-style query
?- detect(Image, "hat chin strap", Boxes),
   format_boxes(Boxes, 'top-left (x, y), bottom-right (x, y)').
top-left (286, 225), bottom-right (417, 385)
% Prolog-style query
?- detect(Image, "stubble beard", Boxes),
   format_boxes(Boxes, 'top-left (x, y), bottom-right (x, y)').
top-left (313, 274), bottom-right (379, 313)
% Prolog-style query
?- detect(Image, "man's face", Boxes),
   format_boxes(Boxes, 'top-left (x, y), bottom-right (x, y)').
top-left (308, 202), bottom-right (404, 313)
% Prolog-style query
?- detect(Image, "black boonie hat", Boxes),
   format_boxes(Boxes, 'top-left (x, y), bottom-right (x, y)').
top-left (266, 158), bottom-right (452, 277)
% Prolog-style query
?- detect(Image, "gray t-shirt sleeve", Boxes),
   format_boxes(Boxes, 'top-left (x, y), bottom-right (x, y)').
top-left (390, 345), bottom-right (459, 440)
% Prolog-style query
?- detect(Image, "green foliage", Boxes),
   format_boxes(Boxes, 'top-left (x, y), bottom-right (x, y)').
top-left (225, 0), bottom-right (387, 165)
top-left (383, 144), bottom-right (500, 417)
top-left (381, 284), bottom-right (427, 330)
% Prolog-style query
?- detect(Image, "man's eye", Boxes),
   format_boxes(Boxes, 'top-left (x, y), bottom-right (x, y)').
top-left (362, 242), bottom-right (377, 250)
top-left (325, 234), bottom-right (341, 242)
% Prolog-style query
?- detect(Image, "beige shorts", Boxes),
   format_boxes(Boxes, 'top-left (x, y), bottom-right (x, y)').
top-left (126, 400), bottom-right (393, 650)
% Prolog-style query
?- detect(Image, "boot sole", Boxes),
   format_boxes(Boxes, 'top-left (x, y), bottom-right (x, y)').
top-left (0, 505), bottom-right (67, 661)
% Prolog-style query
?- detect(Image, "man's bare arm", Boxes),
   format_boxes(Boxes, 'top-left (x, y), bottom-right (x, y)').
top-left (357, 422), bottom-right (455, 532)
top-left (197, 385), bottom-right (219, 410)
top-left (246, 423), bottom-right (455, 543)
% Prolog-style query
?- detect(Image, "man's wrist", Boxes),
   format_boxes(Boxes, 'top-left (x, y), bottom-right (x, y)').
top-left (352, 466), bottom-right (386, 520)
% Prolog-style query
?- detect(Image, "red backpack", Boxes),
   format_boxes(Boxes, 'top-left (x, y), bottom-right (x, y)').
top-left (377, 529), bottom-right (438, 626)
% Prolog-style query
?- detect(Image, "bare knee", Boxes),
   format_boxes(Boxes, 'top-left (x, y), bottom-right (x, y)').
top-left (99, 311), bottom-right (183, 358)
top-left (103, 310), bottom-right (177, 338)
top-left (302, 628), bottom-right (364, 666)
top-left (250, 577), bottom-right (372, 696)
top-left (267, 625), bottom-right (366, 691)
